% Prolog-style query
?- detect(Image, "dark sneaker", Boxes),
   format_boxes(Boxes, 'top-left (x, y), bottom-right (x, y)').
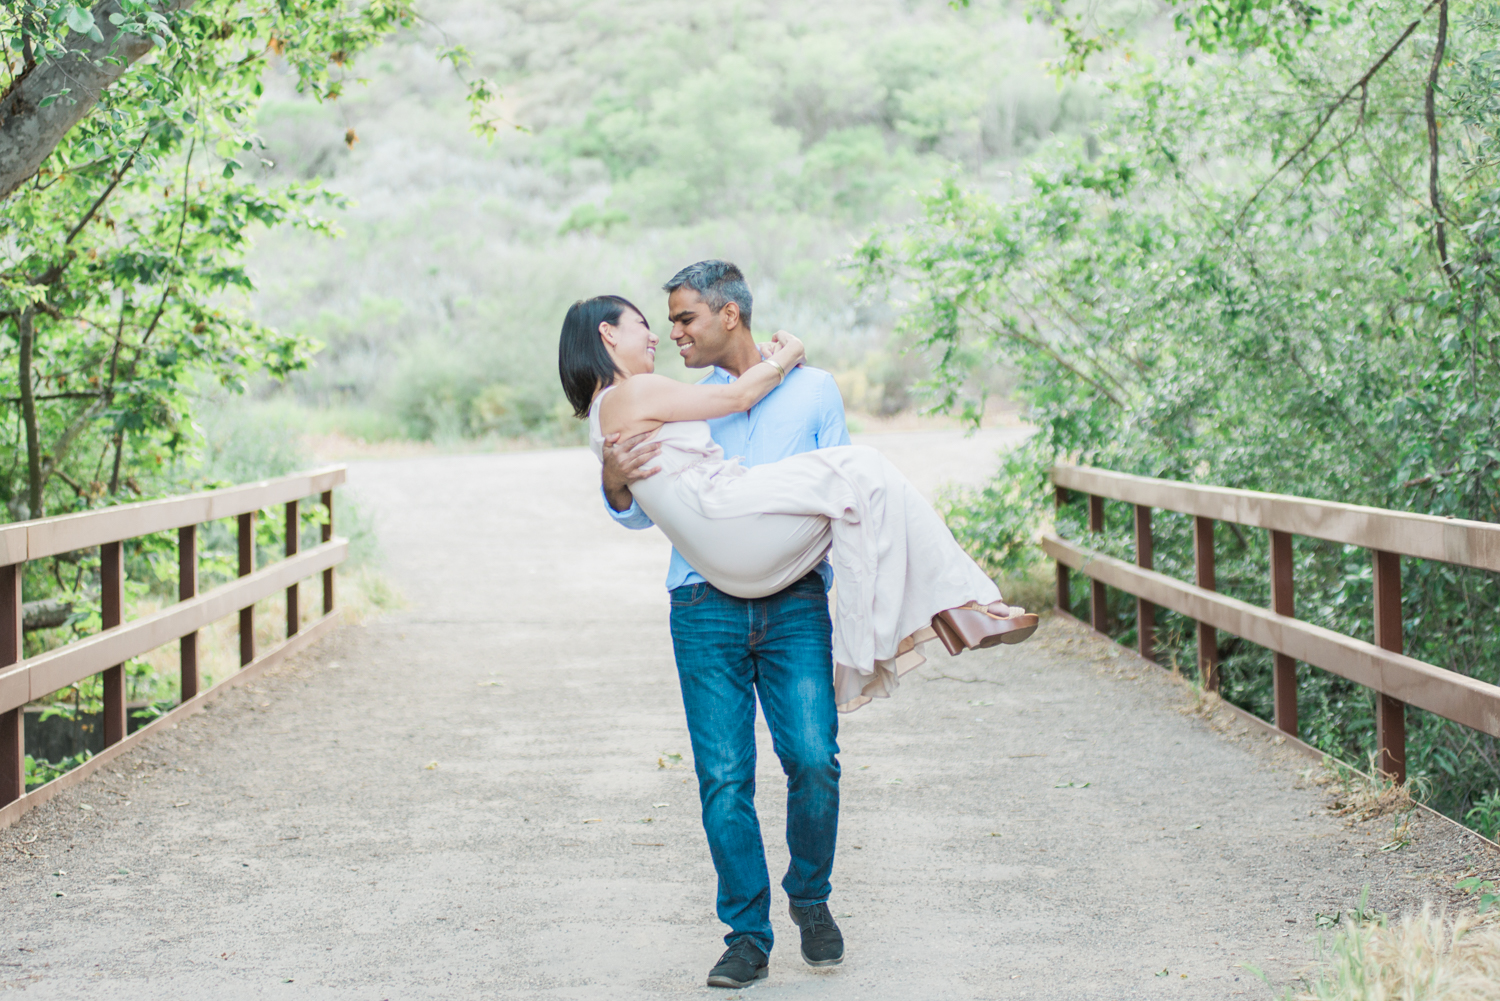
top-left (706, 938), bottom-right (769, 988)
top-left (788, 901), bottom-right (845, 967)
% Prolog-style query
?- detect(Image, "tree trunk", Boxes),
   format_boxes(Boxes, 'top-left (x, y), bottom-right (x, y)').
top-left (16, 308), bottom-right (43, 519)
top-left (21, 597), bottom-right (73, 631)
top-left (0, 1), bottom-right (196, 200)
top-left (1425, 0), bottom-right (1451, 279)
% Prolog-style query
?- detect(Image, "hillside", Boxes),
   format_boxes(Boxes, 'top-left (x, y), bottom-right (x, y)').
top-left (245, 0), bottom-right (1079, 442)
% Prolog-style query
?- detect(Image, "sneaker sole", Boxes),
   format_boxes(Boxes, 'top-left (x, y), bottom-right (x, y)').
top-left (707, 967), bottom-right (768, 988)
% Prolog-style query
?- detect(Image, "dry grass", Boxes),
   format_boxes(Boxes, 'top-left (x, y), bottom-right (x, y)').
top-left (994, 567), bottom-right (1055, 614)
top-left (1319, 759), bottom-right (1425, 825)
top-left (1295, 909), bottom-right (1500, 1000)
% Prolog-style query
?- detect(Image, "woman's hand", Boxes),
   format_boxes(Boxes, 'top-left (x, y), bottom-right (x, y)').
top-left (767, 330), bottom-right (805, 371)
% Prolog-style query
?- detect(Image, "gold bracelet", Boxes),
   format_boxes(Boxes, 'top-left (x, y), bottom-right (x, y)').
top-left (765, 358), bottom-right (786, 383)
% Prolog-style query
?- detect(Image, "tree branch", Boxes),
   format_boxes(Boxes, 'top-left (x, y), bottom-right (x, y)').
top-left (1235, 0), bottom-right (1439, 227)
top-left (1424, 0), bottom-right (1454, 283)
top-left (0, 1), bottom-right (197, 200)
top-left (0, 391), bottom-right (106, 402)
top-left (15, 308), bottom-right (43, 517)
top-left (38, 394), bottom-right (111, 497)
top-left (971, 312), bottom-right (1124, 408)
top-left (64, 147), bottom-right (137, 245)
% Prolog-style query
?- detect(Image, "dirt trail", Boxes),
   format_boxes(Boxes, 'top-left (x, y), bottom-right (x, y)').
top-left (1, 438), bottom-right (1492, 1000)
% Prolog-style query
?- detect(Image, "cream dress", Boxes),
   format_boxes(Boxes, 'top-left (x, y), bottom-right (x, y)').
top-left (590, 386), bottom-right (1001, 712)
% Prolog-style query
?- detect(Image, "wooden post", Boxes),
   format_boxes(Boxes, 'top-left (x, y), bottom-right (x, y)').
top-left (100, 541), bottom-right (126, 747)
top-left (1134, 505), bottom-right (1155, 662)
top-left (285, 499), bottom-right (300, 637)
top-left (321, 490), bottom-right (335, 615)
top-left (0, 563), bottom-right (23, 804)
top-left (1054, 486), bottom-right (1070, 616)
top-left (1270, 530), bottom-right (1297, 736)
top-left (1373, 550), bottom-right (1406, 783)
top-left (238, 512), bottom-right (255, 667)
top-left (1088, 495), bottom-right (1108, 633)
top-left (179, 525), bottom-right (199, 702)
top-left (1193, 516), bottom-right (1219, 691)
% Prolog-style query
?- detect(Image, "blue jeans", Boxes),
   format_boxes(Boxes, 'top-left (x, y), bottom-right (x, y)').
top-left (669, 572), bottom-right (840, 956)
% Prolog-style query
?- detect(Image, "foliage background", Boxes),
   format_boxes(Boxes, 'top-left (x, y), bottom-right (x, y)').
top-left (246, 0), bottom-right (1088, 443)
top-left (859, 0), bottom-right (1500, 832)
top-left (3, 0), bottom-right (1497, 838)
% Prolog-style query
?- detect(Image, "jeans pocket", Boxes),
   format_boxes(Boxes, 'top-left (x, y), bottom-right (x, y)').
top-left (784, 573), bottom-right (828, 604)
top-left (670, 582), bottom-right (711, 608)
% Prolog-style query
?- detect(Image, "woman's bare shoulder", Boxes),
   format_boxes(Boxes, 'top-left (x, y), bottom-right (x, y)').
top-left (599, 375), bottom-right (673, 434)
top-left (601, 374), bottom-right (668, 410)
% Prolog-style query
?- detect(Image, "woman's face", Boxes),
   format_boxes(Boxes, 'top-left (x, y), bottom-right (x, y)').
top-left (602, 309), bottom-right (657, 376)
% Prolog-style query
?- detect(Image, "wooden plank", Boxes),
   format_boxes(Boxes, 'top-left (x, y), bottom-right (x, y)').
top-left (1134, 505), bottom-right (1155, 662)
top-left (21, 467), bottom-right (345, 561)
top-left (100, 541), bottom-right (125, 747)
top-left (12, 539), bottom-right (347, 712)
top-left (1042, 533), bottom-right (1500, 739)
top-left (1194, 516), bottom-right (1219, 691)
top-left (1055, 487), bottom-right (1071, 616)
top-left (0, 527), bottom-right (23, 566)
top-left (1373, 550), bottom-right (1406, 782)
top-left (321, 490), bottom-right (335, 615)
top-left (285, 500), bottom-right (300, 638)
top-left (1051, 465), bottom-right (1500, 572)
top-left (1270, 530), bottom-right (1297, 736)
top-left (0, 610), bottom-right (340, 831)
top-left (179, 525), bottom-right (199, 701)
top-left (0, 564), bottom-right (22, 804)
top-left (238, 512), bottom-right (256, 667)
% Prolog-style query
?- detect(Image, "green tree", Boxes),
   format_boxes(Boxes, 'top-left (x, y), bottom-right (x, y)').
top-left (862, 0), bottom-right (1500, 818)
top-left (0, 1), bottom-right (501, 519)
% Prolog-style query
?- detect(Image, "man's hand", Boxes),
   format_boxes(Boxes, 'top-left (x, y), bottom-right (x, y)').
top-left (602, 431), bottom-right (662, 511)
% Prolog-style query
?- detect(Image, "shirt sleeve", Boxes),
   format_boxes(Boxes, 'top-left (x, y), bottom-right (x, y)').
top-left (602, 487), bottom-right (655, 530)
top-left (815, 372), bottom-right (852, 448)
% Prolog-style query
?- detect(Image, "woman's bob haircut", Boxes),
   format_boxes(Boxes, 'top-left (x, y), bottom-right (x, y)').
top-left (558, 294), bottom-right (644, 418)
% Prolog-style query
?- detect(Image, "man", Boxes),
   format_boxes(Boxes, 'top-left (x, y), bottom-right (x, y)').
top-left (601, 260), bottom-right (848, 989)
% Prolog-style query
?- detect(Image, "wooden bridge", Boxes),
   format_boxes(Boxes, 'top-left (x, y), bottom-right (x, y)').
top-left (0, 438), bottom-right (1494, 997)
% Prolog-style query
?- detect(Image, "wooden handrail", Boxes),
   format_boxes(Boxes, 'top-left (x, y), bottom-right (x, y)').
top-left (1049, 464), bottom-right (1500, 784)
top-left (4, 466), bottom-right (345, 562)
top-left (1, 539), bottom-right (347, 713)
top-left (1043, 534), bottom-right (1500, 737)
top-left (0, 467), bottom-right (349, 823)
top-left (1052, 465), bottom-right (1500, 572)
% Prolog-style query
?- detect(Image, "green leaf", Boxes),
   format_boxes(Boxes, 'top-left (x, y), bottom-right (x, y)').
top-left (64, 5), bottom-right (96, 34)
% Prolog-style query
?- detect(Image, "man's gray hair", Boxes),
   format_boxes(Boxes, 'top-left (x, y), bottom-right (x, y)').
top-left (663, 260), bottom-right (753, 330)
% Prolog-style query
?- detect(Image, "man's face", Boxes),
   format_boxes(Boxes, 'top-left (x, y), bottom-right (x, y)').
top-left (667, 287), bottom-right (736, 369)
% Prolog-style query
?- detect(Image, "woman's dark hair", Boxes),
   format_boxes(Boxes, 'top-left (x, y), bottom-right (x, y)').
top-left (558, 295), bottom-right (643, 418)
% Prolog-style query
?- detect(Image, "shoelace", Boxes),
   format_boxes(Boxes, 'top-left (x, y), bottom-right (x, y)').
top-left (719, 939), bottom-right (763, 965)
top-left (799, 904), bottom-right (836, 934)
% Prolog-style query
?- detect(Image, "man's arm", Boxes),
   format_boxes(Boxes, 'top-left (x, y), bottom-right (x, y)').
top-left (815, 371), bottom-right (852, 448)
top-left (604, 490), bottom-right (655, 529)
top-left (602, 432), bottom-right (659, 529)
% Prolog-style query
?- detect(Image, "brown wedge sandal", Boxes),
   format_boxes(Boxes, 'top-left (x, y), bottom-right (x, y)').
top-left (931, 601), bottom-right (1040, 655)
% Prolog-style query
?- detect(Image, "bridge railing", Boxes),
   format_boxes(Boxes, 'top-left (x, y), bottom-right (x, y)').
top-left (1045, 465), bottom-right (1500, 784)
top-left (0, 466), bottom-right (348, 826)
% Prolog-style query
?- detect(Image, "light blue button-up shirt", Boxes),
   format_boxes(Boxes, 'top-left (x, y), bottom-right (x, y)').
top-left (604, 364), bottom-right (851, 591)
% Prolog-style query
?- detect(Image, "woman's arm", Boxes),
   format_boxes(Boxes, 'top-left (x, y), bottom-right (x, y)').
top-left (601, 332), bottom-right (804, 437)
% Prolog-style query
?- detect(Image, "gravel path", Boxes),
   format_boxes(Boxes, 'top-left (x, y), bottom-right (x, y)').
top-left (1, 437), bottom-right (1493, 999)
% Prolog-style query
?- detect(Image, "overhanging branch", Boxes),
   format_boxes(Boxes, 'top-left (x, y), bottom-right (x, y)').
top-left (0, 1), bottom-right (197, 200)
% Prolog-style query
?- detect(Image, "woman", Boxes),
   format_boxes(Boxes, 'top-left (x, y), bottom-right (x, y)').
top-left (560, 295), bottom-right (1037, 711)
